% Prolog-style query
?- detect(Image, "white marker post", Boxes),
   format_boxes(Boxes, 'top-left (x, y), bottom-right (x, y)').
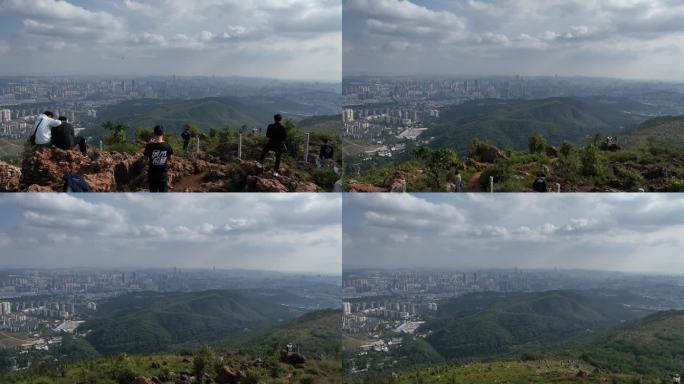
top-left (196, 137), bottom-right (200, 155)
top-left (238, 134), bottom-right (243, 159)
top-left (489, 176), bottom-right (494, 193)
top-left (455, 175), bottom-right (462, 193)
top-left (305, 132), bottom-right (311, 162)
top-left (99, 140), bottom-right (103, 151)
top-left (556, 183), bottom-right (561, 193)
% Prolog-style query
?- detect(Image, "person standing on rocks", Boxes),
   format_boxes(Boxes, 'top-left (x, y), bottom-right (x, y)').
top-left (31, 111), bottom-right (62, 149)
top-left (257, 114), bottom-right (287, 176)
top-left (52, 116), bottom-right (88, 158)
top-left (144, 125), bottom-right (174, 192)
top-left (181, 126), bottom-right (191, 152)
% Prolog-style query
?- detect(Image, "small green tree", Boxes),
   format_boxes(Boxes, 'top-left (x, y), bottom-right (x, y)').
top-left (193, 345), bottom-right (216, 380)
top-left (414, 147), bottom-right (459, 190)
top-left (135, 127), bottom-right (154, 142)
top-left (284, 119), bottom-right (305, 159)
top-left (528, 133), bottom-right (546, 154)
top-left (102, 121), bottom-right (128, 145)
top-left (110, 353), bottom-right (136, 384)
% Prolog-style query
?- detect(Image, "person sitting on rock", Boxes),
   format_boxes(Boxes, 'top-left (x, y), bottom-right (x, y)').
top-left (257, 114), bottom-right (287, 176)
top-left (144, 125), bottom-right (174, 192)
top-left (52, 116), bottom-right (88, 158)
top-left (32, 111), bottom-right (62, 149)
top-left (181, 126), bottom-right (191, 152)
top-left (317, 139), bottom-right (334, 168)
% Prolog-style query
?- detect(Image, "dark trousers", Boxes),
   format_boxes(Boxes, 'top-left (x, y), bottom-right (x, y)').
top-left (259, 141), bottom-right (283, 172)
top-left (75, 137), bottom-right (87, 156)
top-left (183, 140), bottom-right (190, 151)
top-left (148, 174), bottom-right (168, 192)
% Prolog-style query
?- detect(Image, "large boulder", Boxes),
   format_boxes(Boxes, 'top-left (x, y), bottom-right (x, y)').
top-left (246, 175), bottom-right (290, 192)
top-left (217, 365), bottom-right (242, 384)
top-left (348, 182), bottom-right (388, 193)
top-left (0, 162), bottom-right (21, 192)
top-left (384, 171), bottom-right (407, 192)
top-left (480, 146), bottom-right (508, 163)
top-left (21, 148), bottom-right (116, 192)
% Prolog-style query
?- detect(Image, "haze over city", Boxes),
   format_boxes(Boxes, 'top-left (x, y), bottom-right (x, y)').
top-left (343, 0), bottom-right (684, 81)
top-left (0, 0), bottom-right (342, 81)
top-left (0, 194), bottom-right (342, 274)
top-left (343, 194), bottom-right (684, 273)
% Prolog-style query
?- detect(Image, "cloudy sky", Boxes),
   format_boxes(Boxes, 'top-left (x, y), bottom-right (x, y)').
top-left (344, 0), bottom-right (684, 80)
top-left (0, 0), bottom-right (341, 81)
top-left (0, 194), bottom-right (341, 274)
top-left (344, 194), bottom-right (684, 274)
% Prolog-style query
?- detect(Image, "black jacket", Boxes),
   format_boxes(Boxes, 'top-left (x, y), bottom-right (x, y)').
top-left (320, 144), bottom-right (334, 160)
top-left (266, 122), bottom-right (287, 143)
top-left (51, 123), bottom-right (75, 149)
top-left (181, 130), bottom-right (191, 142)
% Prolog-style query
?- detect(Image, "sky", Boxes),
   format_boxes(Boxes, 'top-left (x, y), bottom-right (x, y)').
top-left (0, 0), bottom-right (341, 81)
top-left (343, 0), bottom-right (684, 81)
top-left (0, 193), bottom-right (342, 274)
top-left (344, 194), bottom-right (684, 274)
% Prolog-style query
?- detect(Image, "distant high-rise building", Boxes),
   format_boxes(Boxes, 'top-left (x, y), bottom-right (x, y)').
top-left (0, 302), bottom-right (11, 315)
top-left (343, 302), bottom-right (352, 315)
top-left (0, 109), bottom-right (11, 122)
top-left (342, 109), bottom-right (355, 123)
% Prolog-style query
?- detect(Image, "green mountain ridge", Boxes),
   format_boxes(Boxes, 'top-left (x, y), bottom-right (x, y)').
top-left (582, 310), bottom-right (684, 375)
top-left (429, 97), bottom-right (654, 153)
top-left (423, 290), bottom-right (651, 360)
top-left (96, 97), bottom-right (270, 135)
top-left (83, 290), bottom-right (300, 355)
top-left (4, 309), bottom-right (342, 384)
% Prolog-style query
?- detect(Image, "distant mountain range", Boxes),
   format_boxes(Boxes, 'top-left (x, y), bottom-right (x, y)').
top-left (429, 97), bottom-right (659, 153)
top-left (95, 96), bottom-right (342, 136)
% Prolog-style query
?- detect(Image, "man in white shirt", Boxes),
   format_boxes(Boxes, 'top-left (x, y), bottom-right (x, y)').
top-left (33, 111), bottom-right (62, 147)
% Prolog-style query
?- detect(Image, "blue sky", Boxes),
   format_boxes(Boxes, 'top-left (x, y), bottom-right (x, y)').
top-left (0, 194), bottom-right (342, 274)
top-left (344, 194), bottom-right (684, 274)
top-left (343, 0), bottom-right (684, 80)
top-left (0, 0), bottom-right (341, 81)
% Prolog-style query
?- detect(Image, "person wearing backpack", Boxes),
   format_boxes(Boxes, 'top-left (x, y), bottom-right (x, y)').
top-left (31, 111), bottom-right (62, 148)
top-left (257, 114), bottom-right (287, 176)
top-left (144, 125), bottom-right (174, 192)
top-left (52, 116), bottom-right (88, 157)
top-left (181, 126), bottom-right (191, 152)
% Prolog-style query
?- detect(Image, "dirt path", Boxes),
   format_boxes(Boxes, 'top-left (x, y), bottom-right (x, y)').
top-left (171, 173), bottom-right (207, 192)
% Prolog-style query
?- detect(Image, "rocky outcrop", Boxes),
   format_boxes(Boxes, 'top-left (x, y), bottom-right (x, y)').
top-left (0, 162), bottom-right (21, 192)
top-left (15, 147), bottom-right (328, 192)
top-left (385, 171), bottom-right (407, 192)
top-left (217, 364), bottom-right (242, 384)
top-left (480, 146), bottom-right (508, 163)
top-left (348, 182), bottom-right (387, 192)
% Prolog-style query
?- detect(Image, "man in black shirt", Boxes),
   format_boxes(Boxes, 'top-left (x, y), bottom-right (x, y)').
top-left (257, 114), bottom-right (287, 176)
top-left (52, 116), bottom-right (88, 157)
top-left (144, 125), bottom-right (174, 192)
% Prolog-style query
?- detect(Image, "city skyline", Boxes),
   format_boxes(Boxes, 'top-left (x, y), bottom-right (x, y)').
top-left (343, 194), bottom-right (684, 273)
top-left (0, 194), bottom-right (342, 274)
top-left (343, 0), bottom-right (684, 81)
top-left (0, 0), bottom-right (341, 82)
